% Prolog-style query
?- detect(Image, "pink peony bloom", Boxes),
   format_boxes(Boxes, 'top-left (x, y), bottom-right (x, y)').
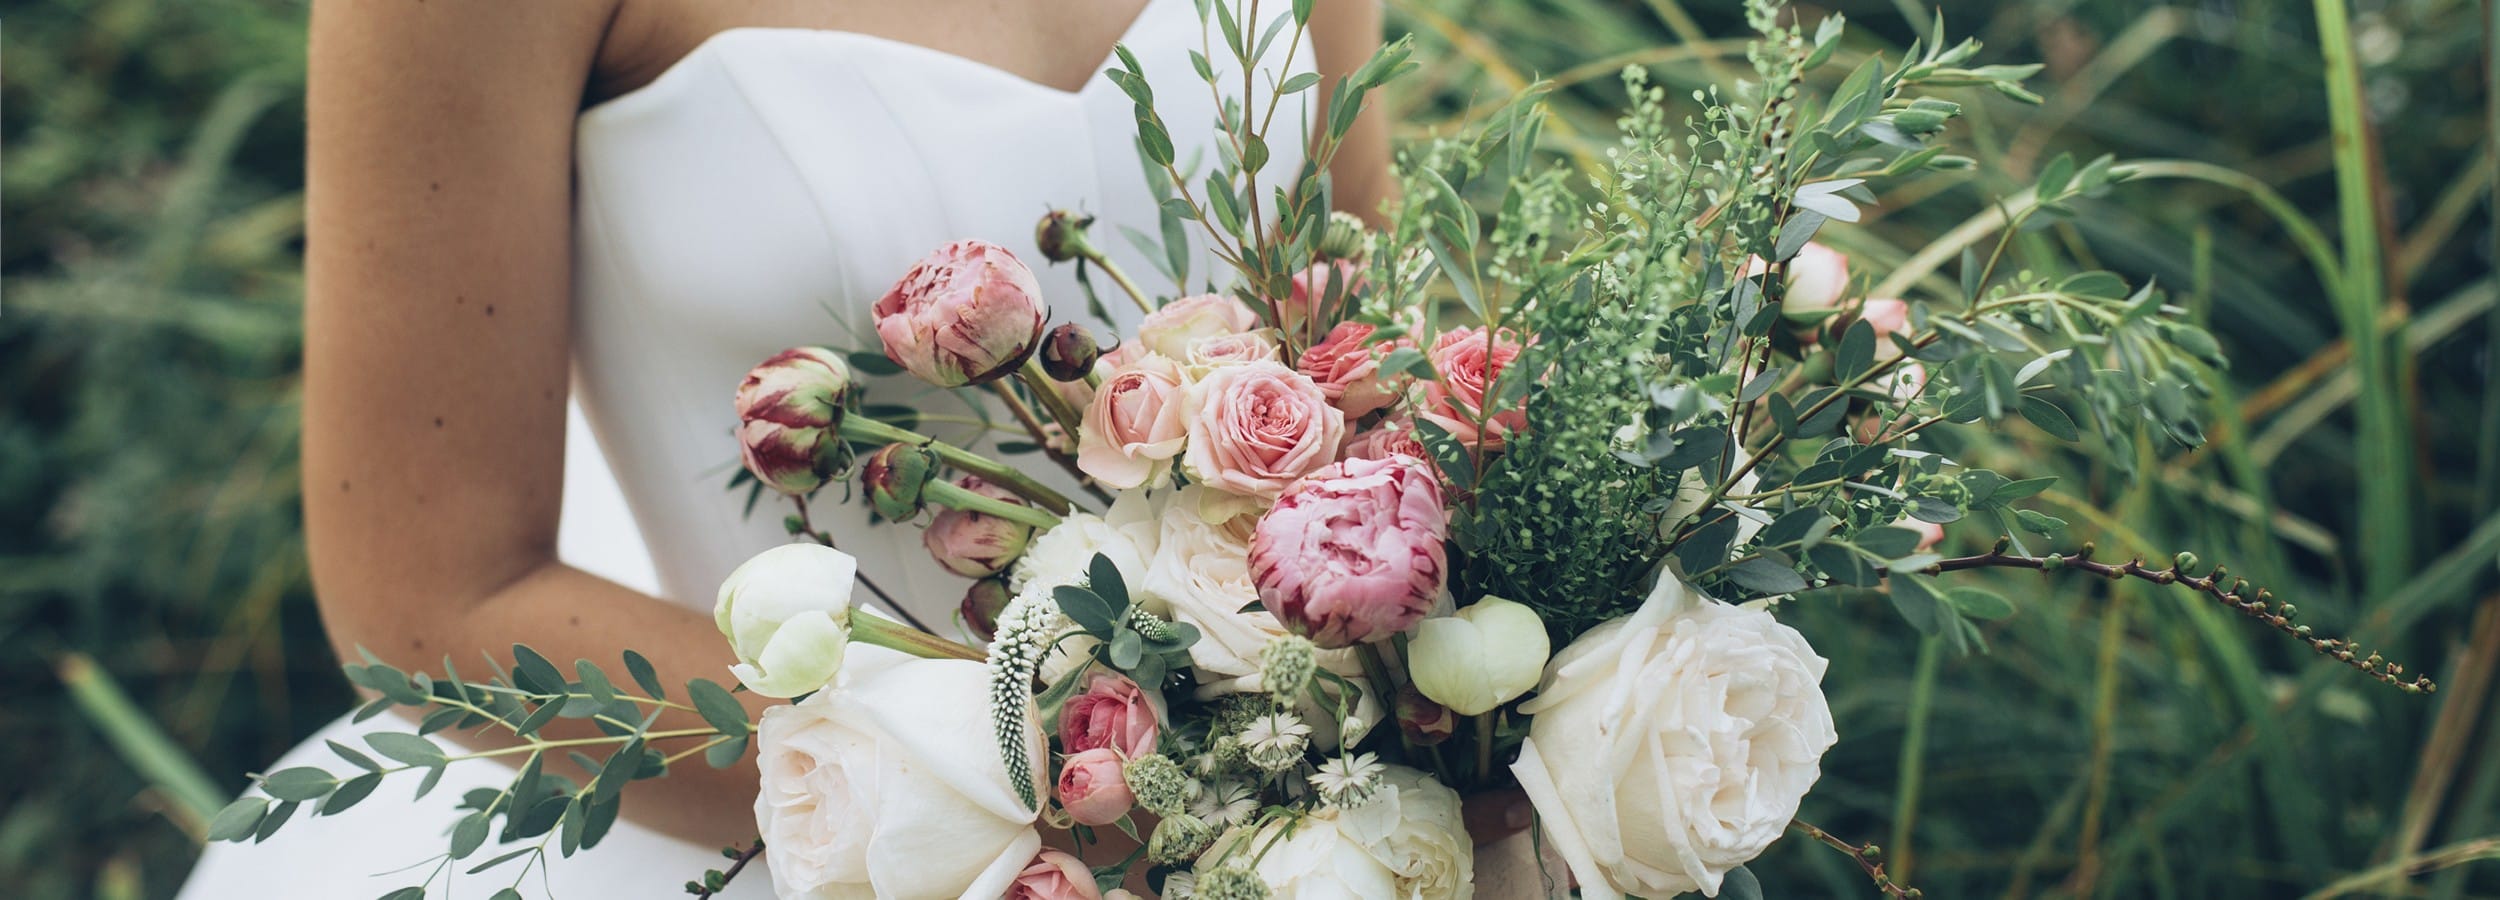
top-left (1054, 747), bottom-right (1135, 826)
top-left (1059, 672), bottom-right (1159, 759)
top-left (921, 475), bottom-right (1037, 578)
top-left (1136, 294), bottom-right (1261, 359)
top-left (1075, 353), bottom-right (1187, 490)
top-left (1856, 298), bottom-right (1912, 361)
top-left (1283, 259), bottom-right (1367, 336)
top-left (1181, 361), bottom-right (1348, 500)
top-left (1742, 241), bottom-right (1851, 316)
top-left (1298, 321), bottom-right (1407, 418)
top-left (873, 240), bottom-right (1048, 387)
top-left (733, 347), bottom-right (854, 495)
top-left (1249, 455), bottom-right (1450, 648)
top-left (1338, 419), bottom-right (1429, 464)
top-left (1418, 326), bottom-right (1528, 450)
top-left (1007, 849), bottom-right (1102, 900)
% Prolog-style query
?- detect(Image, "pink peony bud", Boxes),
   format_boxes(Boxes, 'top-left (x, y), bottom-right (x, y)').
top-left (1076, 352), bottom-right (1187, 490)
top-left (1040, 323), bottom-right (1103, 382)
top-left (1397, 683), bottom-right (1457, 747)
top-left (1418, 326), bottom-right (1529, 451)
top-left (1033, 210), bottom-right (1097, 264)
top-left (733, 347), bottom-right (854, 495)
top-left (1059, 672), bottom-right (1160, 759)
top-left (921, 475), bottom-right (1038, 578)
top-left (1249, 455), bottom-right (1450, 648)
top-left (874, 240), bottom-right (1049, 387)
top-left (1283, 259), bottom-right (1366, 336)
top-left (858, 443), bottom-right (935, 522)
top-left (1007, 849), bottom-right (1103, 900)
top-left (1298, 321), bottom-right (1408, 419)
top-left (1055, 747), bottom-right (1135, 826)
top-left (1136, 294), bottom-right (1261, 359)
top-left (961, 577), bottom-right (1011, 642)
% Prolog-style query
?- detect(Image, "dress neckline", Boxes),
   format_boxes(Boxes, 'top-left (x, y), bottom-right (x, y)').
top-left (582, 0), bottom-right (1165, 119)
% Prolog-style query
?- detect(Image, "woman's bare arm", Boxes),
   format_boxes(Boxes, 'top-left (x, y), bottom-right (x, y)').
top-left (303, 0), bottom-right (764, 845)
top-left (1310, 0), bottom-right (1396, 225)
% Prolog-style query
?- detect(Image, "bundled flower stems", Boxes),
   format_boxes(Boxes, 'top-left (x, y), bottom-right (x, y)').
top-left (218, 2), bottom-right (2435, 898)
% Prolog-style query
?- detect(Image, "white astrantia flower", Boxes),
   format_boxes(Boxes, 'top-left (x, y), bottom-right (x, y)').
top-left (1309, 752), bottom-right (1386, 809)
top-left (1191, 779), bottom-right (1260, 829)
top-left (1241, 711), bottom-right (1312, 772)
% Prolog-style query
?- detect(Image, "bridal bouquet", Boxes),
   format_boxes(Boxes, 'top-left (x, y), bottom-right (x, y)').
top-left (217, 2), bottom-right (2435, 898)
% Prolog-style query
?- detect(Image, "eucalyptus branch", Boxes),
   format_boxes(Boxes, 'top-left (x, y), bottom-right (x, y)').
top-left (1790, 819), bottom-right (1921, 899)
top-left (686, 839), bottom-right (766, 898)
top-left (1925, 540), bottom-right (2436, 693)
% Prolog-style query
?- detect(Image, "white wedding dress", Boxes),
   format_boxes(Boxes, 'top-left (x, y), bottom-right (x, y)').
top-left (180, 2), bottom-right (1310, 895)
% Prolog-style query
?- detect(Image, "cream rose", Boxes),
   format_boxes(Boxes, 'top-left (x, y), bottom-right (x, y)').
top-left (1198, 765), bottom-right (1473, 899)
top-left (1137, 293), bottom-right (1262, 359)
top-left (1010, 490), bottom-right (1163, 617)
top-left (1076, 352), bottom-right (1187, 490)
top-left (1510, 576), bottom-right (1838, 898)
top-left (754, 646), bottom-right (1046, 899)
top-left (1180, 361), bottom-right (1347, 501)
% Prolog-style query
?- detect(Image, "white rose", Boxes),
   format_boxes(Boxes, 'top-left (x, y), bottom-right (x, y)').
top-left (714, 543), bottom-right (856, 698)
top-left (1011, 489), bottom-right (1164, 617)
top-left (1407, 596), bottom-right (1550, 716)
top-left (1145, 488), bottom-right (1376, 746)
top-left (1510, 575), bottom-right (1837, 898)
top-left (1199, 765), bottom-right (1473, 899)
top-left (754, 646), bottom-right (1046, 899)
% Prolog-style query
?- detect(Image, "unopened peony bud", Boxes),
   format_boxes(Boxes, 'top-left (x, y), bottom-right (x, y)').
top-left (1316, 210), bottom-right (1369, 262)
top-left (859, 443), bottom-right (935, 522)
top-left (961, 577), bottom-right (1011, 641)
top-left (733, 347), bottom-right (854, 495)
top-left (922, 475), bottom-right (1037, 577)
top-left (713, 544), bottom-right (857, 698)
top-left (1039, 323), bottom-right (1102, 382)
top-left (1395, 684), bottom-right (1456, 746)
top-left (1407, 596), bottom-right (1550, 716)
top-left (874, 240), bottom-right (1049, 387)
top-left (1034, 209), bottom-right (1098, 263)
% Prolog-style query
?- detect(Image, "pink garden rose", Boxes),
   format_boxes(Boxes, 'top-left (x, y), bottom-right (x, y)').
top-left (1298, 321), bottom-right (1406, 418)
top-left (921, 475), bottom-right (1037, 578)
top-left (1283, 259), bottom-right (1367, 336)
top-left (733, 347), bottom-right (853, 495)
top-left (1059, 672), bottom-right (1159, 759)
top-left (1419, 326), bottom-right (1528, 450)
top-left (1182, 329), bottom-right (1283, 376)
top-left (1076, 353), bottom-right (1187, 490)
top-left (1136, 293), bottom-right (1261, 359)
top-left (1742, 240), bottom-right (1851, 316)
top-left (1856, 298), bottom-right (1912, 361)
top-left (874, 240), bottom-right (1049, 387)
top-left (1054, 748), bottom-right (1135, 826)
top-left (1249, 454), bottom-right (1450, 648)
top-left (1338, 419), bottom-right (1428, 464)
top-left (1007, 849), bottom-right (1102, 900)
top-left (1181, 361), bottom-right (1348, 500)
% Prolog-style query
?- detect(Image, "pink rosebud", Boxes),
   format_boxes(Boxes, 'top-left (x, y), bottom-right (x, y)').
top-left (921, 475), bottom-right (1037, 578)
top-left (1418, 326), bottom-right (1528, 451)
top-left (873, 240), bottom-right (1048, 387)
top-left (1298, 321), bottom-right (1407, 419)
top-left (1397, 683), bottom-right (1456, 747)
top-left (1181, 362), bottom-right (1349, 500)
top-left (1059, 672), bottom-right (1159, 759)
top-left (733, 347), bottom-right (854, 495)
top-left (1076, 353), bottom-right (1188, 490)
top-left (1249, 455), bottom-right (1449, 648)
top-left (1856, 298), bottom-right (1913, 361)
top-left (1136, 294), bottom-right (1261, 359)
top-left (1338, 419), bottom-right (1430, 463)
top-left (1007, 849), bottom-right (1103, 900)
top-left (1742, 241), bottom-right (1851, 315)
top-left (1054, 747), bottom-right (1135, 826)
top-left (1283, 259), bottom-right (1367, 336)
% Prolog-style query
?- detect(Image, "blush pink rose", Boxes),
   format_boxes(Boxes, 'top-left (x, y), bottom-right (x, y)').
top-left (1059, 672), bottom-right (1159, 759)
top-left (1182, 329), bottom-right (1283, 375)
top-left (1076, 353), bottom-right (1187, 490)
top-left (1298, 321), bottom-right (1407, 418)
top-left (1283, 259), bottom-right (1367, 336)
top-left (1181, 361), bottom-right (1348, 500)
top-left (1742, 241), bottom-right (1850, 315)
top-left (921, 475), bottom-right (1037, 578)
top-left (1418, 326), bottom-right (1529, 450)
top-left (1857, 298), bottom-right (1912, 361)
top-left (1054, 747), bottom-right (1135, 826)
top-left (1338, 419), bottom-right (1428, 463)
top-left (1248, 454), bottom-right (1450, 648)
top-left (873, 240), bottom-right (1049, 387)
top-left (1901, 517), bottom-right (1945, 551)
top-left (1137, 293), bottom-right (1261, 359)
top-left (1007, 849), bottom-right (1102, 900)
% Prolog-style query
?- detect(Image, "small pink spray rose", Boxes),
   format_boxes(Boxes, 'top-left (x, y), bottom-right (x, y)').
top-left (1055, 747), bottom-right (1136, 826)
top-left (1059, 672), bottom-right (1160, 759)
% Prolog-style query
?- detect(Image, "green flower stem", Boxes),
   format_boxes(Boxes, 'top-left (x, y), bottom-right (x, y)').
top-left (840, 416), bottom-right (1072, 515)
top-left (923, 477), bottom-right (1063, 530)
top-left (1018, 358), bottom-right (1088, 434)
top-left (851, 608), bottom-right (986, 661)
top-left (1070, 232), bottom-right (1158, 315)
top-left (1890, 635), bottom-right (1943, 885)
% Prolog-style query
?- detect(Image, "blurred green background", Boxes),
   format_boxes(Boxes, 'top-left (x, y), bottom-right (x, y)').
top-left (4, 0), bottom-right (2494, 897)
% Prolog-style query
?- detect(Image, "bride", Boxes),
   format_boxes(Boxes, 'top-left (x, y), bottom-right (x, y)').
top-left (176, 0), bottom-right (1470, 896)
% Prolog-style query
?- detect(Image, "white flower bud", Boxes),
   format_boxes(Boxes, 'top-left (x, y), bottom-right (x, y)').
top-left (1406, 595), bottom-right (1551, 716)
top-left (713, 544), bottom-right (856, 698)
